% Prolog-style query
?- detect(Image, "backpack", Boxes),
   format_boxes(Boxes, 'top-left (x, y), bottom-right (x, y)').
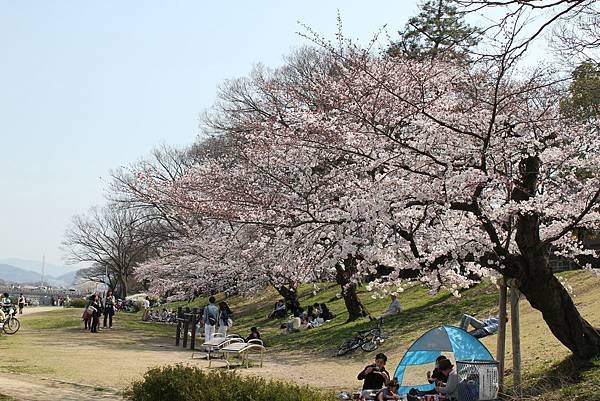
top-left (205, 305), bottom-right (217, 326)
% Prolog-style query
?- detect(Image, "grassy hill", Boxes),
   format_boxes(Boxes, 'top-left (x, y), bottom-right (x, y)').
top-left (164, 270), bottom-right (600, 400)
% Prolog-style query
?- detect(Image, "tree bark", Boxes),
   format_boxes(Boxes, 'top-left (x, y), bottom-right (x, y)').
top-left (514, 258), bottom-right (600, 358)
top-left (117, 270), bottom-right (128, 299)
top-left (336, 257), bottom-right (369, 322)
top-left (508, 155), bottom-right (600, 358)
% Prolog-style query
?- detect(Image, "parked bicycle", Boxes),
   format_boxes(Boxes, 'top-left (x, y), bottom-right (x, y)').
top-left (122, 299), bottom-right (139, 313)
top-left (337, 318), bottom-right (386, 356)
top-left (144, 308), bottom-right (178, 324)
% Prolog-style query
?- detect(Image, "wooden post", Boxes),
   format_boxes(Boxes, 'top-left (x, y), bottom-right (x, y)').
top-left (182, 307), bottom-right (190, 349)
top-left (510, 282), bottom-right (522, 398)
top-left (496, 279), bottom-right (508, 393)
top-left (175, 306), bottom-right (183, 346)
top-left (190, 307), bottom-right (198, 350)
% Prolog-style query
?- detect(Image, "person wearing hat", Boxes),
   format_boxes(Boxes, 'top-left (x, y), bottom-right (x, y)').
top-left (427, 355), bottom-right (449, 385)
top-left (435, 358), bottom-right (459, 400)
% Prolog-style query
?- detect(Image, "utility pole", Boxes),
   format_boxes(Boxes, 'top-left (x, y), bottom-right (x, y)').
top-left (41, 255), bottom-right (45, 287)
top-left (509, 280), bottom-right (522, 399)
top-left (496, 278), bottom-right (508, 392)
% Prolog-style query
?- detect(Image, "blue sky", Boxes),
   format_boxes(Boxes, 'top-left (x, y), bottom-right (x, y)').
top-left (0, 1), bottom-right (422, 269)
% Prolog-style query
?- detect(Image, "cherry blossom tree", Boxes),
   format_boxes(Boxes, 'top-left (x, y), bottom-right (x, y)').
top-left (255, 41), bottom-right (600, 356)
top-left (134, 27), bottom-right (600, 355)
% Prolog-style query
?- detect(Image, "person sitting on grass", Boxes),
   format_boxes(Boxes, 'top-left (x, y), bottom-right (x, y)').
top-left (269, 300), bottom-right (287, 319)
top-left (319, 303), bottom-right (334, 321)
top-left (380, 294), bottom-right (402, 318)
top-left (280, 312), bottom-right (302, 335)
top-left (357, 353), bottom-right (390, 400)
top-left (435, 359), bottom-right (459, 400)
top-left (377, 378), bottom-right (401, 401)
top-left (246, 326), bottom-right (261, 343)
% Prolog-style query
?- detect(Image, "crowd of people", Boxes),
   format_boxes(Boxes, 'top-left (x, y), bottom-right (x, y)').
top-left (267, 300), bottom-right (336, 334)
top-left (357, 354), bottom-right (459, 401)
top-left (81, 290), bottom-right (117, 333)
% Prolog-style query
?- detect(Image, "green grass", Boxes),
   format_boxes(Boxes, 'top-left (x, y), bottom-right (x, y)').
top-left (21, 307), bottom-right (174, 337)
top-left (117, 312), bottom-right (174, 337)
top-left (156, 280), bottom-right (499, 354)
top-left (0, 395), bottom-right (18, 401)
top-left (0, 357), bottom-right (55, 375)
top-left (510, 356), bottom-right (600, 400)
top-left (22, 311), bottom-right (82, 330)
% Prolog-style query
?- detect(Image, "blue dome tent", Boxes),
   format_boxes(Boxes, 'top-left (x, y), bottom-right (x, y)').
top-left (393, 325), bottom-right (494, 395)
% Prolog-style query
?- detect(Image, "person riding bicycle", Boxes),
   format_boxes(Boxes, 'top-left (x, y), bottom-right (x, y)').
top-left (0, 293), bottom-right (15, 328)
top-left (1, 293), bottom-right (13, 315)
top-left (0, 294), bottom-right (6, 324)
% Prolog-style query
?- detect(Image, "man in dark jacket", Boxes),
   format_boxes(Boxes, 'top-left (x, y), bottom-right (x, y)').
top-left (357, 353), bottom-right (390, 398)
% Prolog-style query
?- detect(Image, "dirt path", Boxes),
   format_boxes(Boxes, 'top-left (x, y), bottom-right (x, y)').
top-left (0, 373), bottom-right (120, 401)
top-left (0, 308), bottom-right (368, 400)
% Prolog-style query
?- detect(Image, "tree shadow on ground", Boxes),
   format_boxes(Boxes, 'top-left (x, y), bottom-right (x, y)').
top-left (512, 355), bottom-right (600, 399)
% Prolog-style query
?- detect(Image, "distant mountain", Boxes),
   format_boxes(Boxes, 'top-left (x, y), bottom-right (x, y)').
top-left (0, 258), bottom-right (79, 277)
top-left (0, 264), bottom-right (79, 287)
top-left (55, 270), bottom-right (78, 287)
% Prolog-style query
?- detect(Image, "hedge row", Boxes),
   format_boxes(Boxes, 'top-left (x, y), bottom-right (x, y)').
top-left (123, 364), bottom-right (336, 401)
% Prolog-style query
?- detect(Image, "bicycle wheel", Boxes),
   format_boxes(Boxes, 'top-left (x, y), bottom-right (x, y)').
top-left (337, 339), bottom-right (353, 356)
top-left (337, 338), bottom-right (360, 356)
top-left (361, 338), bottom-right (379, 352)
top-left (3, 318), bottom-right (20, 334)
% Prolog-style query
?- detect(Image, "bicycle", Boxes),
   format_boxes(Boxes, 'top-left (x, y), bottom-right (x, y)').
top-left (2, 307), bottom-right (20, 335)
top-left (337, 318), bottom-right (387, 356)
top-left (361, 318), bottom-right (387, 352)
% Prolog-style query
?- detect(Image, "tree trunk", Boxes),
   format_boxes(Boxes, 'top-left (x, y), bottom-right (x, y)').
top-left (515, 259), bottom-right (600, 358)
top-left (336, 257), bottom-right (369, 322)
top-left (511, 155), bottom-right (600, 358)
top-left (117, 271), bottom-right (128, 299)
top-left (275, 284), bottom-right (302, 316)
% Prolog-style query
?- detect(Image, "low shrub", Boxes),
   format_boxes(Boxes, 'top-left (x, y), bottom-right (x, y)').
top-left (123, 364), bottom-right (336, 401)
top-left (66, 298), bottom-right (87, 308)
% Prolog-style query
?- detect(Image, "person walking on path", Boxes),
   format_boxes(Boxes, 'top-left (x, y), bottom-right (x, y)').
top-left (103, 290), bottom-right (116, 328)
top-left (17, 294), bottom-right (25, 315)
top-left (89, 294), bottom-right (102, 333)
top-left (83, 295), bottom-right (93, 330)
top-left (203, 296), bottom-right (219, 342)
top-left (218, 301), bottom-right (233, 337)
top-left (142, 296), bottom-right (151, 321)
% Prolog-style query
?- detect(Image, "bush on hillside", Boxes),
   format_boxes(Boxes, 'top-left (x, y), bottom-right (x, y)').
top-left (66, 298), bottom-right (87, 308)
top-left (123, 364), bottom-right (336, 401)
